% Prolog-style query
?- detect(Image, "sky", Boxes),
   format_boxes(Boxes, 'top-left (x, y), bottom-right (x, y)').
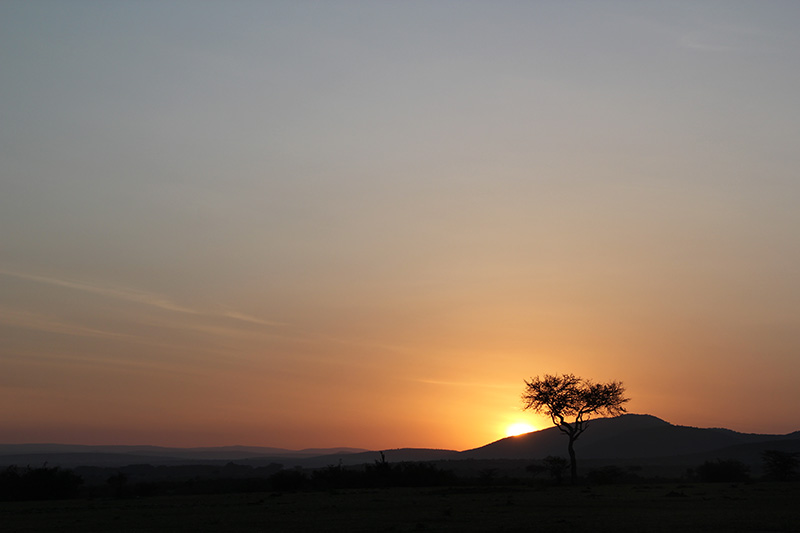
top-left (2, 1), bottom-right (800, 451)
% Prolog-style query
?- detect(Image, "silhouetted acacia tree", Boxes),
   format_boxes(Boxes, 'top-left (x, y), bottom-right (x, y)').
top-left (522, 373), bottom-right (629, 484)
top-left (762, 450), bottom-right (799, 481)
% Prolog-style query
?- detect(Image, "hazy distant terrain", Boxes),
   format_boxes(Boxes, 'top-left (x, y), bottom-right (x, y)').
top-left (0, 444), bottom-right (369, 468)
top-left (3, 414), bottom-right (798, 474)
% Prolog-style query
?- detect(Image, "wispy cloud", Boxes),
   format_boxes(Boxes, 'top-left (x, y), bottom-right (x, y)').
top-left (0, 269), bottom-right (199, 313)
top-left (0, 307), bottom-right (132, 340)
top-left (676, 24), bottom-right (770, 53)
top-left (627, 13), bottom-right (772, 55)
top-left (0, 268), bottom-right (283, 328)
top-left (219, 310), bottom-right (285, 328)
top-left (413, 378), bottom-right (512, 389)
top-left (678, 34), bottom-right (738, 53)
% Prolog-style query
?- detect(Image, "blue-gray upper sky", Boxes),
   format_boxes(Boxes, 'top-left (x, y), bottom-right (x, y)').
top-left (2, 1), bottom-right (799, 448)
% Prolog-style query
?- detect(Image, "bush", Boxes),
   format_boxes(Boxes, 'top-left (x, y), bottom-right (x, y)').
top-left (542, 456), bottom-right (569, 485)
top-left (0, 465), bottom-right (83, 501)
top-left (587, 465), bottom-right (626, 485)
top-left (269, 468), bottom-right (308, 491)
top-left (762, 450), bottom-right (799, 481)
top-left (693, 459), bottom-right (750, 483)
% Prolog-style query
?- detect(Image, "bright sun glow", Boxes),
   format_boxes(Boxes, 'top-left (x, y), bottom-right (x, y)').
top-left (506, 422), bottom-right (536, 437)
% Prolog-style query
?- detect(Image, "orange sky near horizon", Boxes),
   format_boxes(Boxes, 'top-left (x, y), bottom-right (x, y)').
top-left (2, 1), bottom-right (800, 451)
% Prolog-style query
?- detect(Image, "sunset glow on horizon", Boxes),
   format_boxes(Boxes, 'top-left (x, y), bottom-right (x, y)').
top-left (506, 423), bottom-right (537, 438)
top-left (2, 1), bottom-right (800, 452)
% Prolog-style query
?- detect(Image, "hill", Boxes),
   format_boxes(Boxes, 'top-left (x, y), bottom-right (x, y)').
top-left (456, 414), bottom-right (800, 477)
top-left (2, 414), bottom-right (798, 474)
top-left (460, 414), bottom-right (800, 461)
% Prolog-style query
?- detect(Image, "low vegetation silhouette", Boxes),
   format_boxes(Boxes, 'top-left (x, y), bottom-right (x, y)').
top-left (0, 465), bottom-right (83, 501)
top-left (542, 455), bottom-right (569, 485)
top-left (521, 373), bottom-right (629, 484)
top-left (761, 449), bottom-right (799, 481)
top-left (690, 459), bottom-right (751, 483)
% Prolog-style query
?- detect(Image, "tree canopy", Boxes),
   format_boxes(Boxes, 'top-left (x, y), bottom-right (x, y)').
top-left (522, 373), bottom-right (628, 427)
top-left (522, 373), bottom-right (629, 483)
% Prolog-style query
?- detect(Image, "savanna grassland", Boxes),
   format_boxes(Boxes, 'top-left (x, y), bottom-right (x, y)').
top-left (2, 482), bottom-right (798, 533)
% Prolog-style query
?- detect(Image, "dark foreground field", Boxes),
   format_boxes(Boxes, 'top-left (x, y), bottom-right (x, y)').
top-left (2, 482), bottom-right (798, 532)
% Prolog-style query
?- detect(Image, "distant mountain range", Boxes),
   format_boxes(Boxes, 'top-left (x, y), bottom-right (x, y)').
top-left (3, 414), bottom-right (799, 473)
top-left (0, 444), bottom-right (369, 468)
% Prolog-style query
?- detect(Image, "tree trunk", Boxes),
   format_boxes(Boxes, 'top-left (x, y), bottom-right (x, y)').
top-left (568, 436), bottom-right (577, 484)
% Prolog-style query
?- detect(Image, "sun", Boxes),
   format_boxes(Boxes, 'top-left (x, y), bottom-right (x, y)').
top-left (506, 422), bottom-right (536, 437)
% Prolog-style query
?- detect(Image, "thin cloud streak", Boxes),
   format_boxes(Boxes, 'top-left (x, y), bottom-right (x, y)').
top-left (414, 378), bottom-right (514, 390)
top-left (2, 343), bottom-right (210, 377)
top-left (678, 34), bottom-right (739, 52)
top-left (0, 304), bottom-right (231, 353)
top-left (0, 307), bottom-right (132, 340)
top-left (676, 23), bottom-right (774, 53)
top-left (0, 269), bottom-right (283, 328)
top-left (218, 310), bottom-right (285, 328)
top-left (0, 269), bottom-right (201, 313)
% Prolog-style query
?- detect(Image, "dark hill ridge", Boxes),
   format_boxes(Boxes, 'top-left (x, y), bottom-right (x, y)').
top-left (2, 415), bottom-right (798, 470)
top-left (459, 414), bottom-right (800, 461)
top-left (0, 444), bottom-right (367, 458)
top-left (0, 444), bottom-right (371, 468)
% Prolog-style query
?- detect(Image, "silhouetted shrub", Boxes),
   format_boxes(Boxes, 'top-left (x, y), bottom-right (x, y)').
top-left (478, 468), bottom-right (498, 486)
top-left (364, 451), bottom-right (392, 486)
top-left (180, 476), bottom-right (274, 495)
top-left (762, 450), bottom-right (799, 481)
top-left (693, 459), bottom-right (750, 483)
top-left (392, 461), bottom-right (455, 487)
top-left (0, 465), bottom-right (83, 501)
top-left (542, 456), bottom-right (569, 485)
top-left (587, 465), bottom-right (626, 485)
top-left (107, 471), bottom-right (129, 498)
top-left (311, 463), bottom-right (364, 489)
top-left (525, 463), bottom-right (546, 479)
top-left (269, 468), bottom-right (307, 491)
